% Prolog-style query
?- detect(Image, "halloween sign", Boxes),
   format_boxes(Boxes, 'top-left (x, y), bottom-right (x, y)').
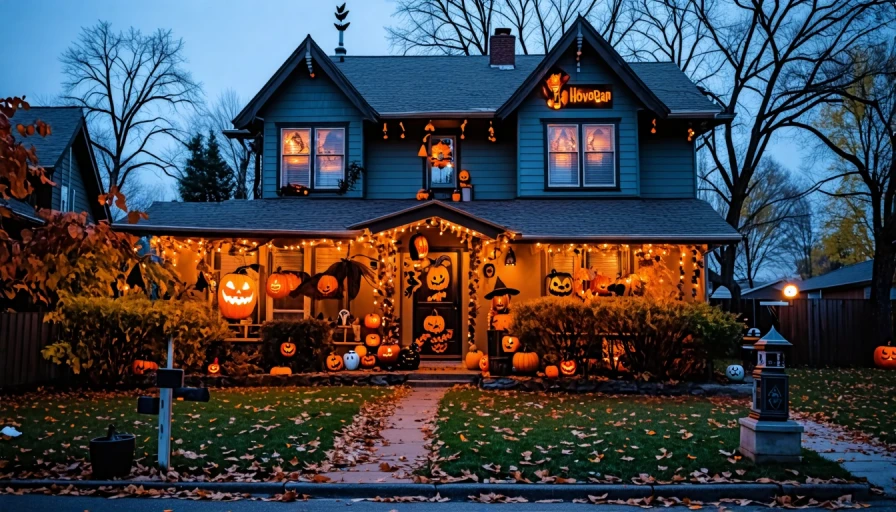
top-left (542, 70), bottom-right (613, 110)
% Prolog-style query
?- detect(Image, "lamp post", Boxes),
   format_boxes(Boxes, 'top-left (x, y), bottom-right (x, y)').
top-left (738, 326), bottom-right (803, 463)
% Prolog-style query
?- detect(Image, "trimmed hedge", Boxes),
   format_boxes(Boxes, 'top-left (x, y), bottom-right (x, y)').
top-left (259, 318), bottom-right (332, 372)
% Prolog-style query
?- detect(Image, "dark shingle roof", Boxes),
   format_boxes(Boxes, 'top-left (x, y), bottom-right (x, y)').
top-left (124, 198), bottom-right (740, 242)
top-left (799, 261), bottom-right (874, 291)
top-left (332, 56), bottom-right (720, 115)
top-left (9, 107), bottom-right (84, 167)
top-left (0, 198), bottom-right (41, 223)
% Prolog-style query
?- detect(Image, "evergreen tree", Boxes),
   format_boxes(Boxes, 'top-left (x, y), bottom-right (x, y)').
top-left (177, 133), bottom-right (208, 202)
top-left (204, 130), bottom-right (235, 202)
top-left (177, 131), bottom-right (235, 202)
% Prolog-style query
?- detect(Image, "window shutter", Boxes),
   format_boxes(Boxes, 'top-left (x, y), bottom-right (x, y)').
top-left (551, 253), bottom-right (576, 275)
top-left (587, 251), bottom-right (620, 279)
top-left (272, 249), bottom-right (304, 273)
top-left (314, 247), bottom-right (343, 274)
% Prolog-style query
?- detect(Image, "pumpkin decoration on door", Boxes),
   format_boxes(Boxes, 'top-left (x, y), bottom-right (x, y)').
top-left (424, 256), bottom-right (451, 299)
top-left (377, 344), bottom-right (400, 365)
top-left (409, 233), bottom-right (429, 261)
top-left (361, 354), bottom-right (377, 369)
top-left (218, 266), bottom-right (259, 319)
top-left (326, 353), bottom-right (345, 371)
top-left (423, 310), bottom-right (445, 335)
top-left (559, 359), bottom-right (577, 376)
top-left (208, 358), bottom-right (221, 375)
top-left (280, 339), bottom-right (297, 358)
top-left (513, 351), bottom-right (539, 373)
top-left (874, 342), bottom-right (896, 369)
top-left (544, 365), bottom-right (560, 379)
top-left (465, 346), bottom-right (483, 370)
top-left (398, 344), bottom-right (421, 370)
top-left (365, 333), bottom-right (382, 347)
top-left (502, 335), bottom-right (520, 353)
top-left (266, 271), bottom-right (292, 299)
top-left (343, 350), bottom-right (361, 371)
top-left (132, 360), bottom-right (159, 375)
top-left (546, 269), bottom-right (574, 297)
top-left (364, 313), bottom-right (382, 329)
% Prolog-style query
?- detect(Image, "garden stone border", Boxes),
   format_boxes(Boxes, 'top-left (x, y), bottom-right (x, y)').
top-left (128, 372), bottom-right (410, 388)
top-left (478, 376), bottom-right (751, 397)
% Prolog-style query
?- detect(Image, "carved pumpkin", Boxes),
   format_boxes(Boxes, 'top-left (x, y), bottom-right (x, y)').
top-left (317, 274), bottom-right (339, 297)
top-left (423, 310), bottom-right (445, 334)
top-left (491, 294), bottom-right (511, 314)
top-left (377, 344), bottom-right (400, 364)
top-left (544, 365), bottom-right (560, 379)
top-left (398, 346), bottom-right (420, 370)
top-left (270, 366), bottom-right (292, 376)
top-left (410, 233), bottom-right (429, 261)
top-left (427, 256), bottom-right (451, 290)
top-left (326, 353), bottom-right (344, 371)
top-left (874, 343), bottom-right (896, 369)
top-left (513, 351), bottom-right (539, 373)
top-left (280, 340), bottom-right (297, 358)
top-left (458, 169), bottom-right (471, 184)
top-left (465, 348), bottom-right (483, 370)
top-left (365, 333), bottom-right (382, 347)
top-left (218, 273), bottom-right (257, 319)
top-left (502, 335), bottom-right (520, 353)
top-left (208, 358), bottom-right (220, 375)
top-left (416, 188), bottom-right (431, 201)
top-left (364, 313), bottom-right (382, 329)
top-left (560, 359), bottom-right (577, 376)
top-left (132, 360), bottom-right (159, 375)
top-left (343, 350), bottom-right (361, 371)
top-left (492, 313), bottom-right (513, 331)
top-left (361, 354), bottom-right (377, 369)
top-left (266, 273), bottom-right (291, 299)
top-left (451, 189), bottom-right (461, 202)
top-left (354, 344), bottom-right (368, 358)
top-left (479, 355), bottom-right (489, 372)
top-left (546, 269), bottom-right (574, 297)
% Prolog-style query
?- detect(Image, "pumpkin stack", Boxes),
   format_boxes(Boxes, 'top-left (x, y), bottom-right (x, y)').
top-left (360, 313), bottom-right (384, 369)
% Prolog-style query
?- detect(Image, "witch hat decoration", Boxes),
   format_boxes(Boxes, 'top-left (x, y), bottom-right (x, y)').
top-left (485, 276), bottom-right (520, 299)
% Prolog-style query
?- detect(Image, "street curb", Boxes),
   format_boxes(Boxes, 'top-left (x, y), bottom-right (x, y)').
top-left (0, 479), bottom-right (872, 501)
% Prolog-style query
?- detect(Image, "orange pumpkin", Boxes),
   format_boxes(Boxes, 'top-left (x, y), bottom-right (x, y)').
top-left (491, 295), bottom-right (511, 313)
top-left (364, 313), bottom-right (382, 329)
top-left (874, 343), bottom-right (896, 369)
top-left (513, 351), bottom-right (539, 373)
top-left (208, 358), bottom-right (221, 375)
top-left (423, 310), bottom-right (445, 334)
top-left (465, 348), bottom-right (483, 370)
top-left (266, 273), bottom-right (291, 299)
top-left (560, 360), bottom-right (577, 376)
top-left (451, 189), bottom-right (461, 202)
top-left (479, 355), bottom-right (489, 372)
top-left (361, 354), bottom-right (377, 368)
top-left (410, 233), bottom-right (429, 260)
top-left (317, 275), bottom-right (339, 297)
top-left (365, 333), bottom-right (382, 347)
top-left (326, 353), bottom-right (344, 371)
top-left (416, 188), bottom-right (430, 201)
top-left (280, 340), bottom-right (297, 357)
top-left (502, 336), bottom-right (520, 353)
top-left (132, 360), bottom-right (158, 375)
top-left (286, 272), bottom-right (302, 291)
top-left (218, 273), bottom-right (257, 319)
top-left (270, 366), bottom-right (292, 376)
top-left (458, 169), bottom-right (471, 184)
top-left (354, 344), bottom-right (368, 358)
top-left (377, 345), bottom-right (400, 364)
top-left (544, 365), bottom-right (560, 379)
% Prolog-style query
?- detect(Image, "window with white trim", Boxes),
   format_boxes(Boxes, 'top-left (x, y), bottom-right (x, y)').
top-left (546, 123), bottom-right (616, 188)
top-left (270, 248), bottom-right (305, 320)
top-left (280, 127), bottom-right (345, 189)
top-left (583, 124), bottom-right (615, 186)
top-left (547, 125), bottom-right (579, 187)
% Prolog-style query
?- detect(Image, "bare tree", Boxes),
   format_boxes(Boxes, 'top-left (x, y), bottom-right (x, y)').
top-left (692, 0), bottom-right (890, 306)
top-left (785, 196), bottom-right (817, 279)
top-left (61, 21), bottom-right (202, 193)
top-left (197, 90), bottom-right (256, 199)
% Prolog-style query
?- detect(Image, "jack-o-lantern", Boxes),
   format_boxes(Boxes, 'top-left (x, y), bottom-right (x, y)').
top-left (416, 188), bottom-right (431, 201)
top-left (492, 314), bottom-right (513, 331)
top-left (266, 273), bottom-right (291, 299)
top-left (427, 256), bottom-right (451, 290)
top-left (559, 359), bottom-right (577, 376)
top-left (317, 274), bottom-right (340, 297)
top-left (354, 344), bottom-right (368, 358)
top-left (280, 340), bottom-right (297, 358)
top-left (491, 295), bottom-right (511, 314)
top-left (377, 344), bottom-right (400, 364)
top-left (365, 333), bottom-right (382, 347)
top-left (502, 335), bottom-right (520, 353)
top-left (513, 351), bottom-right (539, 373)
top-left (546, 269), bottom-right (574, 297)
top-left (286, 272), bottom-right (303, 291)
top-left (544, 365), bottom-right (560, 379)
top-left (326, 353), bottom-right (344, 371)
top-left (423, 310), bottom-right (445, 334)
top-left (479, 355), bottom-right (489, 372)
top-left (410, 233), bottom-right (429, 260)
top-left (364, 313), bottom-right (382, 329)
top-left (398, 346), bottom-right (420, 370)
top-left (132, 360), bottom-right (159, 375)
top-left (218, 273), bottom-right (258, 319)
top-left (208, 358), bottom-right (221, 375)
top-left (270, 366), bottom-right (292, 376)
top-left (451, 189), bottom-right (461, 202)
top-left (361, 354), bottom-right (377, 368)
top-left (874, 343), bottom-right (896, 369)
top-left (465, 348), bottom-right (483, 370)
top-left (458, 169), bottom-right (471, 185)
top-left (343, 350), bottom-right (361, 371)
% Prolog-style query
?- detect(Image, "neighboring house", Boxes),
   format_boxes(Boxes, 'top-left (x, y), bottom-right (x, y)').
top-left (3, 106), bottom-right (108, 236)
top-left (798, 261), bottom-right (896, 300)
top-left (122, 18), bottom-right (741, 359)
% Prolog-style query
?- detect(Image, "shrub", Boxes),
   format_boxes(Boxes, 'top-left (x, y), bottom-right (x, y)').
top-left (42, 295), bottom-right (230, 385)
top-left (259, 318), bottom-right (332, 372)
top-left (513, 297), bottom-right (601, 365)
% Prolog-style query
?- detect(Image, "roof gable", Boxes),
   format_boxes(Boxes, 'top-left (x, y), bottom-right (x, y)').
top-left (233, 36), bottom-right (378, 128)
top-left (10, 107), bottom-right (85, 168)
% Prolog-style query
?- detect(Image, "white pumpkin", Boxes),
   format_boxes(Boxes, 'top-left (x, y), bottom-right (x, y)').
top-left (343, 350), bottom-right (361, 371)
top-left (726, 364), bottom-right (745, 382)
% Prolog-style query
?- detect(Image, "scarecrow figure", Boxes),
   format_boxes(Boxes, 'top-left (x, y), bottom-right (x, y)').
top-left (485, 276), bottom-right (519, 331)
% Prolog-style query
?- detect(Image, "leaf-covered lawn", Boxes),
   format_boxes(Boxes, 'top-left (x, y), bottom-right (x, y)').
top-left (791, 367), bottom-right (896, 446)
top-left (0, 386), bottom-right (391, 480)
top-left (430, 389), bottom-right (850, 484)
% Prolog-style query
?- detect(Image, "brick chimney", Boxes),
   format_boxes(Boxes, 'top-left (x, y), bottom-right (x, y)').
top-left (489, 28), bottom-right (516, 69)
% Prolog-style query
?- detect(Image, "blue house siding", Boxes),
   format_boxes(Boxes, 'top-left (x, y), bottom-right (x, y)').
top-left (365, 126), bottom-right (422, 199)
top-left (260, 71), bottom-right (364, 198)
top-left (50, 143), bottom-right (95, 221)
top-left (639, 128), bottom-right (696, 198)
top-left (516, 47), bottom-right (641, 197)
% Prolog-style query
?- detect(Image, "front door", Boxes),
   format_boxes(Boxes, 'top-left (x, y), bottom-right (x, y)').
top-left (412, 252), bottom-right (461, 358)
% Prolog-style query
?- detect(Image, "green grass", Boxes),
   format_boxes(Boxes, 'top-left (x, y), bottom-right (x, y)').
top-left (431, 389), bottom-right (850, 483)
top-left (0, 386), bottom-right (391, 480)
top-left (791, 367), bottom-right (896, 445)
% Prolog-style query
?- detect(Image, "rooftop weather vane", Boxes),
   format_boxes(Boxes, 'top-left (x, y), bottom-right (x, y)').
top-left (334, 3), bottom-right (350, 60)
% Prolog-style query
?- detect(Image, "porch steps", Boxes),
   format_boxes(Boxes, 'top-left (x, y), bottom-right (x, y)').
top-left (406, 369), bottom-right (478, 388)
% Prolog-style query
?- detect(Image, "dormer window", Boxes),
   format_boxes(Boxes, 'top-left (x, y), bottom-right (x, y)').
top-left (280, 127), bottom-right (345, 190)
top-left (546, 123), bottom-right (616, 189)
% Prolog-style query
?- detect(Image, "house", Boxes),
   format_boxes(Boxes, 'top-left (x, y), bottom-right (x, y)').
top-left (3, 106), bottom-right (108, 236)
top-left (798, 260), bottom-right (895, 300)
top-left (120, 18), bottom-right (741, 360)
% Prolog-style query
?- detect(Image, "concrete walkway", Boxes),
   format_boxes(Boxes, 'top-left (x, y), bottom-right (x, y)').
top-left (801, 418), bottom-right (896, 496)
top-left (321, 387), bottom-right (444, 483)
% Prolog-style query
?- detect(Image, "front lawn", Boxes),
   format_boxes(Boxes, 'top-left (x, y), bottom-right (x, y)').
top-left (0, 386), bottom-right (392, 480)
top-left (790, 367), bottom-right (896, 446)
top-left (430, 389), bottom-right (850, 484)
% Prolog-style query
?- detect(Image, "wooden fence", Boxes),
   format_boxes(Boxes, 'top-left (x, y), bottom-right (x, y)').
top-left (711, 298), bottom-right (888, 367)
top-left (0, 312), bottom-right (61, 389)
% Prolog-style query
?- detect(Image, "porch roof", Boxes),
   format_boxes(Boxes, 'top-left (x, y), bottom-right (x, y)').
top-left (118, 198), bottom-right (741, 244)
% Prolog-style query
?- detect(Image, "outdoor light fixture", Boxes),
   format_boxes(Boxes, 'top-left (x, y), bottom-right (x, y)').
top-left (504, 247), bottom-right (516, 266)
top-left (782, 284), bottom-right (798, 298)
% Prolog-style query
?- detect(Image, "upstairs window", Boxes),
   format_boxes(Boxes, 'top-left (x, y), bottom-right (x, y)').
top-left (429, 135), bottom-right (456, 188)
top-left (281, 127), bottom-right (345, 190)
top-left (546, 123), bottom-right (616, 188)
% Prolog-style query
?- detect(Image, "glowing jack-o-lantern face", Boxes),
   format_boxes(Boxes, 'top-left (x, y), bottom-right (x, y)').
top-left (424, 310), bottom-right (445, 334)
top-left (427, 257), bottom-right (451, 291)
top-left (458, 169), bottom-right (471, 184)
top-left (502, 335), bottom-right (520, 353)
top-left (365, 333), bottom-right (382, 347)
top-left (218, 274), bottom-right (257, 319)
top-left (208, 358), bottom-right (220, 375)
top-left (377, 345), bottom-right (399, 364)
top-left (874, 344), bottom-right (896, 369)
top-left (560, 360), bottom-right (577, 376)
top-left (491, 295), bottom-right (511, 313)
top-left (280, 341), bottom-right (296, 357)
top-left (364, 313), bottom-right (382, 329)
top-left (317, 275), bottom-right (339, 296)
top-left (326, 354), bottom-right (344, 371)
top-left (266, 273), bottom-right (291, 299)
top-left (410, 233), bottom-right (429, 260)
top-left (479, 355), bottom-right (489, 372)
top-left (547, 269), bottom-right (574, 297)
top-left (361, 354), bottom-right (377, 368)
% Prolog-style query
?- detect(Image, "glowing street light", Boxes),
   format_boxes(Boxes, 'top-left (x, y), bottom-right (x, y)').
top-left (782, 284), bottom-right (799, 298)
